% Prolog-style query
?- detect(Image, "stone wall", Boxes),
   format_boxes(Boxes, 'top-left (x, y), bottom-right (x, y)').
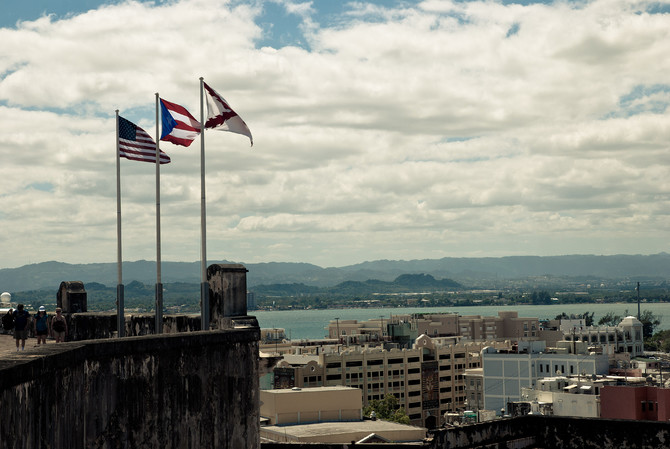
top-left (429, 415), bottom-right (670, 449)
top-left (65, 312), bottom-right (202, 341)
top-left (0, 329), bottom-right (260, 449)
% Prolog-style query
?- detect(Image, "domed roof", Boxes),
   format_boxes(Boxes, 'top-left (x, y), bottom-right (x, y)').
top-left (619, 315), bottom-right (642, 326)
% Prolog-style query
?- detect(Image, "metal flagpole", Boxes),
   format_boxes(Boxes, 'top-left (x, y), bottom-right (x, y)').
top-left (115, 110), bottom-right (125, 338)
top-left (155, 94), bottom-right (164, 333)
top-left (199, 77), bottom-right (209, 330)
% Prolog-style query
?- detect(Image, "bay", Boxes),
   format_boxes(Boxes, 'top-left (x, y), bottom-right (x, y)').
top-left (254, 303), bottom-right (670, 341)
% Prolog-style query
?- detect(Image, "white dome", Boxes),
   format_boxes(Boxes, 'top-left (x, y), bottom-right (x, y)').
top-left (619, 316), bottom-right (642, 326)
top-left (0, 292), bottom-right (10, 304)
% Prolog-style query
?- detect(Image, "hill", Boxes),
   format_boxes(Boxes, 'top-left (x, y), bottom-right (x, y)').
top-left (1, 253), bottom-right (669, 293)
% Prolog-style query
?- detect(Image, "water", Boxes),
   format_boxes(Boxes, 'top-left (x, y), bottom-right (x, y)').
top-left (254, 303), bottom-right (670, 340)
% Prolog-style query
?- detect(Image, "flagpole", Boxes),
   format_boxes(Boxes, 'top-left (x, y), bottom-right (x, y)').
top-left (155, 93), bottom-right (164, 334)
top-left (199, 77), bottom-right (209, 330)
top-left (115, 110), bottom-right (125, 338)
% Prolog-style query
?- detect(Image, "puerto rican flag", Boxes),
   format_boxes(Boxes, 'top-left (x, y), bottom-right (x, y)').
top-left (160, 98), bottom-right (201, 147)
top-left (203, 82), bottom-right (253, 146)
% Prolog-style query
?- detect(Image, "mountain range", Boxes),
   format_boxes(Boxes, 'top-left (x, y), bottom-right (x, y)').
top-left (1, 253), bottom-right (669, 293)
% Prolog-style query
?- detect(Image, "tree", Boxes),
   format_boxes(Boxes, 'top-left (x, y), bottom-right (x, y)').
top-left (581, 312), bottom-right (595, 327)
top-left (554, 311), bottom-right (593, 326)
top-left (531, 291), bottom-right (551, 305)
top-left (363, 394), bottom-right (410, 425)
top-left (639, 310), bottom-right (661, 340)
top-left (598, 312), bottom-right (622, 327)
top-left (647, 329), bottom-right (670, 352)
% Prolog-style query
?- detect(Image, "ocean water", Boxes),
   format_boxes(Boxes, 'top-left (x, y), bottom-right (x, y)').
top-left (253, 303), bottom-right (670, 340)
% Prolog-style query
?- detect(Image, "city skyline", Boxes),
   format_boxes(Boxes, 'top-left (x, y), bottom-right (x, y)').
top-left (1, 0), bottom-right (669, 270)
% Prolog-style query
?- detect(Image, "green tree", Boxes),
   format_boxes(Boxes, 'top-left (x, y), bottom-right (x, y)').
top-left (554, 312), bottom-right (593, 326)
top-left (531, 291), bottom-right (551, 305)
top-left (581, 311), bottom-right (595, 327)
top-left (639, 310), bottom-right (662, 339)
top-left (598, 312), bottom-right (622, 327)
top-left (363, 394), bottom-right (410, 425)
top-left (647, 329), bottom-right (670, 352)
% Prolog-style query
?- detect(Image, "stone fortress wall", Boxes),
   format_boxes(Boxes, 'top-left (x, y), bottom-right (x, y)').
top-left (0, 264), bottom-right (260, 449)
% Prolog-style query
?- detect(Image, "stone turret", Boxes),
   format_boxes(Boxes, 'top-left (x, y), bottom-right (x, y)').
top-left (207, 263), bottom-right (258, 330)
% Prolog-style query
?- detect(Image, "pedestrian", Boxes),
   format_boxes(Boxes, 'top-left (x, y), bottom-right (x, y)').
top-left (34, 306), bottom-right (49, 345)
top-left (2, 308), bottom-right (13, 334)
top-left (51, 307), bottom-right (67, 343)
top-left (13, 304), bottom-right (31, 351)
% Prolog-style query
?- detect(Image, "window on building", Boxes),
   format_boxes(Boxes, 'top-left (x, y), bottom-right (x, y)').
top-left (326, 362), bottom-right (340, 369)
top-left (408, 357), bottom-right (420, 363)
top-left (326, 374), bottom-right (341, 381)
top-left (649, 402), bottom-right (654, 411)
top-left (641, 401), bottom-right (646, 412)
top-left (408, 368), bottom-right (420, 374)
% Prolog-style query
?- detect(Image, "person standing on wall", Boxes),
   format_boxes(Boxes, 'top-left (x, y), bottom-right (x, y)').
top-left (2, 308), bottom-right (13, 335)
top-left (51, 307), bottom-right (67, 343)
top-left (34, 306), bottom-right (49, 346)
top-left (13, 304), bottom-right (31, 351)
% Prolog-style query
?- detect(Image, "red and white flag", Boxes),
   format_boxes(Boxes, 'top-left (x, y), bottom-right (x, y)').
top-left (160, 98), bottom-right (201, 147)
top-left (203, 82), bottom-right (253, 146)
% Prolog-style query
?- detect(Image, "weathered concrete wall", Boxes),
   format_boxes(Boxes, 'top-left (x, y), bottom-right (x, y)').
top-left (66, 312), bottom-right (202, 341)
top-left (208, 264), bottom-right (249, 328)
top-left (430, 415), bottom-right (670, 449)
top-left (0, 329), bottom-right (260, 449)
top-left (261, 444), bottom-right (427, 449)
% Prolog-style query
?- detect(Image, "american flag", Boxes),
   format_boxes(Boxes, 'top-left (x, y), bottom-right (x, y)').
top-left (118, 116), bottom-right (170, 164)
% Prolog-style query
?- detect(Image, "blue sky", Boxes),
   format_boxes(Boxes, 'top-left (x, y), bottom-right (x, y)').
top-left (1, 0), bottom-right (669, 271)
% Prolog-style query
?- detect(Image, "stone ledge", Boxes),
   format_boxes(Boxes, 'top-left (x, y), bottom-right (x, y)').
top-left (0, 328), bottom-right (259, 390)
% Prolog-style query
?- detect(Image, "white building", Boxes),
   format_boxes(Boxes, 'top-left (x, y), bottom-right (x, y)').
top-left (545, 316), bottom-right (645, 358)
top-left (481, 342), bottom-right (610, 414)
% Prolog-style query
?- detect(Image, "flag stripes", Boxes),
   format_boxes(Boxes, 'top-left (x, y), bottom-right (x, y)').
top-left (118, 116), bottom-right (170, 164)
top-left (160, 99), bottom-right (201, 147)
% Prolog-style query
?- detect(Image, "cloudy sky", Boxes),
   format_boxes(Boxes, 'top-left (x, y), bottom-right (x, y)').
top-left (1, 0), bottom-right (669, 270)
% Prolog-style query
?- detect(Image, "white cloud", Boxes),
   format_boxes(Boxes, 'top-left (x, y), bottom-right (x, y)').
top-left (1, 0), bottom-right (669, 271)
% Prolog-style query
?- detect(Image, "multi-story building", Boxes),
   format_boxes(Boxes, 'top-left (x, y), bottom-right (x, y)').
top-left (272, 335), bottom-right (510, 428)
top-left (601, 384), bottom-right (670, 421)
top-left (246, 291), bottom-right (257, 310)
top-left (539, 315), bottom-right (645, 357)
top-left (481, 341), bottom-right (611, 414)
top-left (327, 311), bottom-right (540, 346)
top-left (514, 375), bottom-right (622, 418)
